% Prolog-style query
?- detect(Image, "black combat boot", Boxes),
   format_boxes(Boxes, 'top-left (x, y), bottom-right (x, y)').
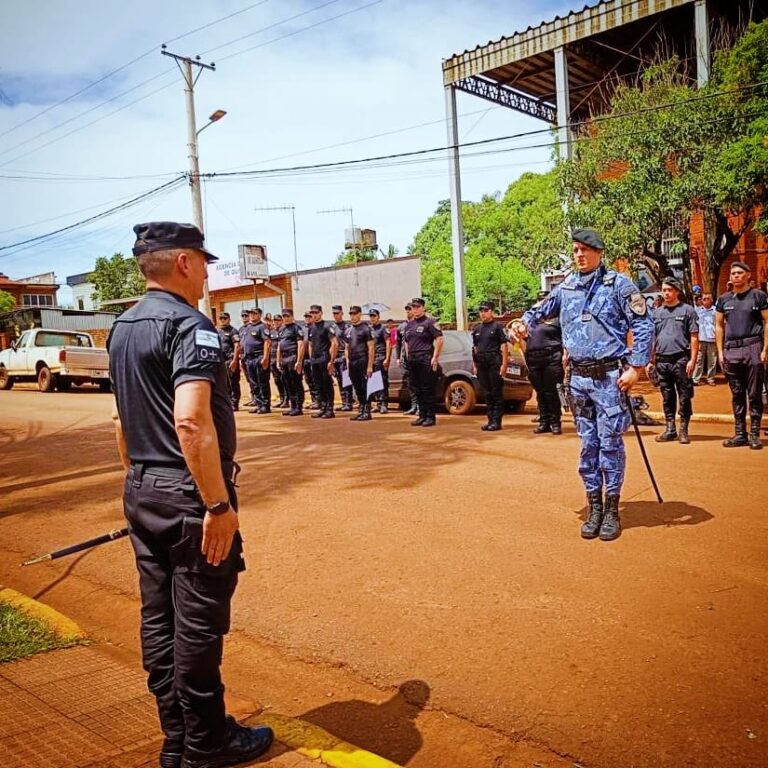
top-left (655, 418), bottom-right (677, 442)
top-left (411, 414), bottom-right (426, 426)
top-left (723, 420), bottom-right (748, 447)
top-left (749, 418), bottom-right (763, 450)
top-left (350, 403), bottom-right (364, 421)
top-left (311, 405), bottom-right (326, 418)
top-left (533, 419), bottom-right (551, 434)
top-left (358, 404), bottom-right (372, 421)
top-left (678, 418), bottom-right (690, 444)
top-left (320, 404), bottom-right (335, 419)
top-left (420, 416), bottom-right (436, 427)
top-left (581, 491), bottom-right (603, 539)
top-left (159, 737), bottom-right (183, 768)
top-left (599, 494), bottom-right (622, 541)
top-left (550, 421), bottom-right (562, 435)
top-left (182, 716), bottom-right (273, 768)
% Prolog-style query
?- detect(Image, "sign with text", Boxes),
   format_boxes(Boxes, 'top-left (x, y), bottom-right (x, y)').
top-left (238, 244), bottom-right (268, 280)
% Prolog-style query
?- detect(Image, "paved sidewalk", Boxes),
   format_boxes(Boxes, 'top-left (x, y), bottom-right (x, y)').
top-left (0, 644), bottom-right (315, 768)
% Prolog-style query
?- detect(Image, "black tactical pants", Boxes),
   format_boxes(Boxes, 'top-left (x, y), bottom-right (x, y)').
top-left (245, 355), bottom-right (271, 409)
top-left (526, 349), bottom-right (564, 426)
top-left (724, 338), bottom-right (764, 423)
top-left (303, 361), bottom-right (317, 403)
top-left (225, 357), bottom-right (241, 409)
top-left (408, 354), bottom-right (437, 420)
top-left (476, 352), bottom-right (504, 424)
top-left (280, 357), bottom-right (305, 411)
top-left (349, 356), bottom-right (369, 410)
top-left (270, 360), bottom-right (285, 402)
top-left (656, 353), bottom-right (694, 420)
top-left (123, 463), bottom-right (243, 755)
top-left (401, 354), bottom-right (417, 410)
top-left (311, 358), bottom-right (335, 412)
top-left (333, 358), bottom-right (353, 407)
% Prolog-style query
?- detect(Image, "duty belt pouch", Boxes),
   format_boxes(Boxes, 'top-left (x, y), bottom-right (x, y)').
top-left (171, 516), bottom-right (245, 577)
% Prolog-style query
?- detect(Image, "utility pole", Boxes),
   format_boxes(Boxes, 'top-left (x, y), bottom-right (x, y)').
top-left (317, 207), bottom-right (358, 286)
top-left (254, 205), bottom-right (300, 290)
top-left (162, 46), bottom-right (216, 317)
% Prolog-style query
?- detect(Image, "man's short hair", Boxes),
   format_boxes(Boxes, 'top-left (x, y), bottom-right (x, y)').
top-left (135, 248), bottom-right (184, 280)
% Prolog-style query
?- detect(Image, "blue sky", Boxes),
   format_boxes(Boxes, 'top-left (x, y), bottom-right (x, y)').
top-left (0, 0), bottom-right (572, 301)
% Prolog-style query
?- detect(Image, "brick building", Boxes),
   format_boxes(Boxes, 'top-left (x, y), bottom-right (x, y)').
top-left (0, 272), bottom-right (59, 310)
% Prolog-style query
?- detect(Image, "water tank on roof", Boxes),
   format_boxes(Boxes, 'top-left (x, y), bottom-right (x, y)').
top-left (344, 227), bottom-right (362, 249)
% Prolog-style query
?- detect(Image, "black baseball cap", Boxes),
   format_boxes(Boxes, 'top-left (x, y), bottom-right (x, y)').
top-left (411, 297), bottom-right (425, 307)
top-left (281, 307), bottom-right (293, 316)
top-left (240, 310), bottom-right (249, 317)
top-left (404, 303), bottom-right (413, 310)
top-left (310, 304), bottom-right (322, 312)
top-left (132, 221), bottom-right (218, 262)
top-left (661, 276), bottom-right (683, 291)
top-left (478, 301), bottom-right (493, 311)
top-left (368, 308), bottom-right (380, 316)
top-left (349, 305), bottom-right (362, 313)
top-left (571, 228), bottom-right (605, 250)
top-left (730, 260), bottom-right (750, 272)
top-left (332, 305), bottom-right (343, 312)
top-left (249, 307), bottom-right (261, 314)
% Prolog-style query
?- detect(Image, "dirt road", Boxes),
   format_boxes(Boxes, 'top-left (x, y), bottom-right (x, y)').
top-left (1, 387), bottom-right (766, 767)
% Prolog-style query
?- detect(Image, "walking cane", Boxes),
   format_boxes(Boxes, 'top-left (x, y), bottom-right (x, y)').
top-left (626, 396), bottom-right (664, 504)
top-left (21, 528), bottom-right (129, 567)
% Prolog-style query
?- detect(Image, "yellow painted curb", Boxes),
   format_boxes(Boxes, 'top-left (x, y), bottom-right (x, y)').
top-left (0, 586), bottom-right (86, 642)
top-left (259, 712), bottom-right (403, 768)
top-left (645, 411), bottom-right (735, 424)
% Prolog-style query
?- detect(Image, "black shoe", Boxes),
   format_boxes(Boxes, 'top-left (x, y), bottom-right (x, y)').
top-left (599, 494), bottom-right (622, 541)
top-left (182, 717), bottom-right (273, 768)
top-left (320, 410), bottom-right (335, 419)
top-left (749, 424), bottom-right (763, 450)
top-left (420, 418), bottom-right (436, 427)
top-left (581, 491), bottom-right (603, 539)
top-left (533, 422), bottom-right (551, 434)
top-left (481, 422), bottom-right (492, 431)
top-left (404, 407), bottom-right (417, 415)
top-left (655, 419), bottom-right (677, 442)
top-left (485, 423), bottom-right (501, 431)
top-left (358, 410), bottom-right (372, 421)
top-left (410, 417), bottom-right (426, 426)
top-left (550, 422), bottom-right (562, 435)
top-left (311, 410), bottom-right (325, 418)
top-left (257, 407), bottom-right (270, 414)
top-left (678, 419), bottom-right (690, 444)
top-left (723, 424), bottom-right (748, 447)
top-left (160, 738), bottom-right (184, 768)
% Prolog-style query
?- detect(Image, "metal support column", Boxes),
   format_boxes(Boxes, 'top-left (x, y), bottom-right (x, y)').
top-left (554, 46), bottom-right (573, 160)
top-left (694, 0), bottom-right (710, 87)
top-left (444, 85), bottom-right (467, 330)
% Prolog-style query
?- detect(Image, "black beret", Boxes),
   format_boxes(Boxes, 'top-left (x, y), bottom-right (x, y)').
top-left (132, 221), bottom-right (217, 262)
top-left (730, 260), bottom-right (750, 272)
top-left (478, 301), bottom-right (493, 310)
top-left (661, 276), bottom-right (682, 291)
top-left (571, 228), bottom-right (605, 251)
top-left (332, 305), bottom-right (343, 312)
top-left (349, 305), bottom-right (362, 313)
top-left (411, 297), bottom-right (426, 306)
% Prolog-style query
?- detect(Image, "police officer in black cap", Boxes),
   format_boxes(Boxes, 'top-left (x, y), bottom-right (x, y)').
top-left (716, 261), bottom-right (768, 449)
top-left (267, 313), bottom-right (287, 408)
top-left (331, 305), bottom-right (353, 410)
top-left (397, 303), bottom-right (418, 414)
top-left (472, 301), bottom-right (509, 431)
top-left (344, 305), bottom-right (375, 420)
top-left (648, 276), bottom-right (699, 444)
top-left (367, 308), bottom-right (392, 413)
top-left (277, 307), bottom-right (306, 416)
top-left (216, 312), bottom-right (241, 411)
top-left (307, 304), bottom-right (338, 418)
top-left (404, 298), bottom-right (443, 427)
top-left (107, 222), bottom-right (273, 768)
top-left (242, 308), bottom-right (271, 414)
top-left (524, 290), bottom-right (565, 435)
top-left (302, 311), bottom-right (319, 410)
top-left (237, 310), bottom-right (255, 405)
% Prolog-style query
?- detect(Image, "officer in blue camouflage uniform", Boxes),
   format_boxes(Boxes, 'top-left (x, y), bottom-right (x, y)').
top-left (511, 229), bottom-right (654, 542)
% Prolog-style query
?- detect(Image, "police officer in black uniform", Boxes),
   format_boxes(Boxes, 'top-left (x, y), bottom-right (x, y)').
top-left (344, 305), bottom-right (375, 421)
top-left (367, 308), bottom-right (392, 413)
top-left (397, 303), bottom-right (418, 414)
top-left (331, 305), bottom-right (353, 411)
top-left (649, 277), bottom-right (699, 445)
top-left (216, 312), bottom-right (241, 411)
top-left (524, 291), bottom-right (565, 435)
top-left (242, 308), bottom-right (271, 414)
top-left (277, 308), bottom-right (306, 416)
top-left (302, 311), bottom-right (319, 410)
top-left (237, 310), bottom-right (255, 406)
top-left (268, 313), bottom-right (287, 408)
top-left (307, 304), bottom-right (338, 419)
top-left (107, 222), bottom-right (273, 768)
top-left (472, 301), bottom-right (509, 431)
top-left (716, 261), bottom-right (768, 449)
top-left (404, 297), bottom-right (443, 427)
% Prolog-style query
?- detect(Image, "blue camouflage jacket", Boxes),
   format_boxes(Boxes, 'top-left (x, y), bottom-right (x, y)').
top-left (522, 266), bottom-right (654, 367)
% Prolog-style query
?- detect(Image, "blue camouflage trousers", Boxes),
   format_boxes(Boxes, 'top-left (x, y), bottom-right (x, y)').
top-left (569, 369), bottom-right (630, 494)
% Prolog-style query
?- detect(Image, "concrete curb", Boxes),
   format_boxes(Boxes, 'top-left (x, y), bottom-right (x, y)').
top-left (0, 586), bottom-right (86, 641)
top-left (259, 713), bottom-right (403, 768)
top-left (644, 411), bottom-right (734, 424)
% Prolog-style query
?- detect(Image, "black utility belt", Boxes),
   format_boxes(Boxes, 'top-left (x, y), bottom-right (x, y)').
top-left (725, 336), bottom-right (761, 349)
top-left (130, 460), bottom-right (240, 486)
top-left (244, 350), bottom-right (264, 359)
top-left (570, 358), bottom-right (622, 379)
top-left (655, 352), bottom-right (688, 362)
top-left (475, 351), bottom-right (501, 358)
top-left (525, 347), bottom-right (561, 357)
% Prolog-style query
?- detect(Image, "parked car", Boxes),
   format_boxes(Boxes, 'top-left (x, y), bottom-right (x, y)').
top-left (387, 330), bottom-right (532, 415)
top-left (0, 328), bottom-right (110, 392)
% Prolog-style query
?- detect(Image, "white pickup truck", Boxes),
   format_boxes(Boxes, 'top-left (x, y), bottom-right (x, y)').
top-left (0, 328), bottom-right (110, 392)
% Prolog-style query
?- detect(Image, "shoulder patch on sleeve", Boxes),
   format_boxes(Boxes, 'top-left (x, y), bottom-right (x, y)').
top-left (195, 329), bottom-right (221, 362)
top-left (629, 293), bottom-right (647, 316)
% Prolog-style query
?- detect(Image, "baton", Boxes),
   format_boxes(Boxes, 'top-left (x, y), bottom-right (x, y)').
top-left (625, 396), bottom-right (663, 504)
top-left (21, 527), bottom-right (129, 567)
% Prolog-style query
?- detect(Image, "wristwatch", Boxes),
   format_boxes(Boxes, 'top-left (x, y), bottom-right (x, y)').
top-left (205, 500), bottom-right (230, 516)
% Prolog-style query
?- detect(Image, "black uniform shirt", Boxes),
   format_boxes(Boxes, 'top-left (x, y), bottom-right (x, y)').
top-left (346, 322), bottom-right (372, 360)
top-left (715, 288), bottom-right (768, 341)
top-left (268, 327), bottom-right (279, 361)
top-left (525, 317), bottom-right (562, 353)
top-left (308, 320), bottom-right (335, 362)
top-left (334, 321), bottom-right (349, 354)
top-left (404, 316), bottom-right (442, 357)
top-left (217, 324), bottom-right (239, 360)
top-left (369, 323), bottom-right (388, 357)
top-left (472, 320), bottom-right (507, 354)
top-left (397, 321), bottom-right (407, 358)
top-left (107, 289), bottom-right (236, 464)
top-left (241, 321), bottom-right (268, 356)
top-left (278, 322), bottom-right (303, 358)
top-left (652, 302), bottom-right (698, 355)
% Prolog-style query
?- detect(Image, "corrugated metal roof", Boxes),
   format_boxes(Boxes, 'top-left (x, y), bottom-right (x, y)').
top-left (442, 0), bottom-right (696, 85)
top-left (39, 308), bottom-right (117, 331)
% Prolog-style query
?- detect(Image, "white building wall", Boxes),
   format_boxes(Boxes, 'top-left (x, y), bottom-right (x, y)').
top-left (72, 282), bottom-right (97, 311)
top-left (292, 257), bottom-right (420, 318)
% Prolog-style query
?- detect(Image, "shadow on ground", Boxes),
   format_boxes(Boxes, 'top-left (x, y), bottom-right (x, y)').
top-left (576, 499), bottom-right (714, 530)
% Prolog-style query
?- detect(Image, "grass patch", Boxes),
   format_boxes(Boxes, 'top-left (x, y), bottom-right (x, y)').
top-left (0, 601), bottom-right (80, 662)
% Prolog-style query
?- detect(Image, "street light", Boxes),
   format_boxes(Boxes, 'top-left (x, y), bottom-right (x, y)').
top-left (196, 109), bottom-right (227, 137)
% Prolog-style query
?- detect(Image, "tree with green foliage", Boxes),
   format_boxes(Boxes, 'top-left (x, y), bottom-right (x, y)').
top-left (334, 247), bottom-right (378, 266)
top-left (0, 289), bottom-right (15, 313)
top-left (89, 252), bottom-right (145, 306)
top-left (409, 171), bottom-right (564, 321)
